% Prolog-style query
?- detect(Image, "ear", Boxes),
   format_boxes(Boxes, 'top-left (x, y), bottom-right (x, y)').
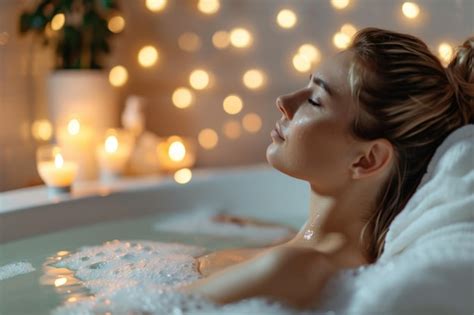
top-left (351, 139), bottom-right (394, 179)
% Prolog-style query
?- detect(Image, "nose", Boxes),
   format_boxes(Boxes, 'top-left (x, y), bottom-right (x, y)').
top-left (276, 92), bottom-right (299, 120)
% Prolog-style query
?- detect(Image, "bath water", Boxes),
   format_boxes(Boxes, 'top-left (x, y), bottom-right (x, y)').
top-left (0, 209), bottom-right (329, 315)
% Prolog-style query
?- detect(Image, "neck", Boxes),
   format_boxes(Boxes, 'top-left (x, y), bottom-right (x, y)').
top-left (291, 183), bottom-right (375, 266)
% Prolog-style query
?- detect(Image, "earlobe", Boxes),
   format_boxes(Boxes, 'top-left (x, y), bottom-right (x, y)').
top-left (351, 140), bottom-right (393, 179)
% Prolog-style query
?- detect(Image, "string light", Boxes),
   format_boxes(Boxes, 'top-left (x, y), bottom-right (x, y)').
top-left (51, 13), bottom-right (65, 31)
top-left (230, 28), bottom-right (252, 48)
top-left (402, 2), bottom-right (420, 19)
top-left (341, 23), bottom-right (357, 37)
top-left (243, 69), bottom-right (265, 89)
top-left (276, 9), bottom-right (297, 29)
top-left (242, 113), bottom-right (262, 133)
top-left (223, 95), bottom-right (243, 115)
top-left (331, 0), bottom-right (350, 10)
top-left (292, 53), bottom-right (311, 72)
top-left (223, 120), bottom-right (241, 139)
top-left (212, 30), bottom-right (230, 49)
top-left (108, 16), bottom-right (125, 33)
top-left (138, 45), bottom-right (158, 67)
top-left (172, 87), bottom-right (194, 109)
top-left (198, 128), bottom-right (219, 149)
top-left (298, 44), bottom-right (321, 64)
top-left (438, 42), bottom-right (454, 67)
top-left (178, 32), bottom-right (202, 52)
top-left (197, 0), bottom-right (220, 15)
top-left (109, 65), bottom-right (128, 87)
top-left (146, 0), bottom-right (167, 12)
top-left (189, 69), bottom-right (210, 90)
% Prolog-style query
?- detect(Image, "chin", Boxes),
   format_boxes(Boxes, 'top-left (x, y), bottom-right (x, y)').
top-left (266, 144), bottom-right (296, 179)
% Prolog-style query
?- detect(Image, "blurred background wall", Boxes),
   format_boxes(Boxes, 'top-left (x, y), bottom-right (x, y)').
top-left (0, 0), bottom-right (472, 191)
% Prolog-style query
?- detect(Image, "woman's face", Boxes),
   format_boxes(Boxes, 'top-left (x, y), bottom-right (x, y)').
top-left (266, 51), bottom-right (361, 194)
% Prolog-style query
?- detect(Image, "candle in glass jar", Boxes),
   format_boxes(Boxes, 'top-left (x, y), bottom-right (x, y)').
top-left (37, 150), bottom-right (78, 189)
top-left (96, 129), bottom-right (133, 179)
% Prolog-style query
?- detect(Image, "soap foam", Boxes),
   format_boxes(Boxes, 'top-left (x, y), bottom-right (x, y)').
top-left (52, 240), bottom-right (326, 315)
top-left (0, 261), bottom-right (35, 281)
top-left (153, 208), bottom-right (294, 246)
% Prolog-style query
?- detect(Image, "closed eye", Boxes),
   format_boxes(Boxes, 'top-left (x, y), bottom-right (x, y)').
top-left (308, 98), bottom-right (322, 107)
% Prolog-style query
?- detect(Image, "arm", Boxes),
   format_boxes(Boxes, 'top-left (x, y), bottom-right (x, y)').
top-left (184, 245), bottom-right (339, 309)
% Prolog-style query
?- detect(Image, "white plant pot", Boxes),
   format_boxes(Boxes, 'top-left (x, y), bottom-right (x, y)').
top-left (48, 70), bottom-right (119, 181)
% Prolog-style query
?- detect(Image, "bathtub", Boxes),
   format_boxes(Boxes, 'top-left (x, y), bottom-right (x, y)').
top-left (0, 165), bottom-right (308, 244)
top-left (0, 165), bottom-right (309, 314)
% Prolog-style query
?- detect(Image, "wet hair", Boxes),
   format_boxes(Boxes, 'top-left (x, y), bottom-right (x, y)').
top-left (347, 27), bottom-right (473, 262)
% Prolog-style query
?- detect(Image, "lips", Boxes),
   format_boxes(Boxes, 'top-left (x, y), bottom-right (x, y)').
top-left (274, 122), bottom-right (285, 141)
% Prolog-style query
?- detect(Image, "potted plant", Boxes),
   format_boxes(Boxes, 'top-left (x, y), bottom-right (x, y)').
top-left (19, 0), bottom-right (124, 180)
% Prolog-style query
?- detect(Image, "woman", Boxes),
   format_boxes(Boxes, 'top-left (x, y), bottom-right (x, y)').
top-left (183, 27), bottom-right (473, 308)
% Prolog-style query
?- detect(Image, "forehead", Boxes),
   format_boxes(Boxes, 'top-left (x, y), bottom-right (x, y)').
top-left (313, 51), bottom-right (353, 99)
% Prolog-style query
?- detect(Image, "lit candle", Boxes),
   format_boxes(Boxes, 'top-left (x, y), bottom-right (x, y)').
top-left (37, 145), bottom-right (79, 194)
top-left (57, 118), bottom-right (97, 181)
top-left (96, 129), bottom-right (133, 180)
top-left (156, 136), bottom-right (196, 172)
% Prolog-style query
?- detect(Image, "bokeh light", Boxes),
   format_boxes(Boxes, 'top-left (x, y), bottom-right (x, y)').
top-left (223, 95), bottom-right (243, 115)
top-left (108, 15), bottom-right (125, 33)
top-left (223, 120), bottom-right (242, 139)
top-left (341, 23), bottom-right (357, 37)
top-left (298, 44), bottom-right (321, 64)
top-left (230, 28), bottom-right (252, 48)
top-left (212, 30), bottom-right (230, 49)
top-left (438, 42), bottom-right (454, 66)
top-left (276, 9), bottom-right (297, 29)
top-left (178, 32), bottom-right (202, 52)
top-left (174, 168), bottom-right (192, 184)
top-left (331, 0), bottom-right (350, 9)
top-left (402, 2), bottom-right (420, 19)
top-left (198, 128), bottom-right (219, 149)
top-left (109, 65), bottom-right (128, 87)
top-left (242, 113), bottom-right (262, 133)
top-left (54, 277), bottom-right (68, 287)
top-left (146, 0), bottom-right (167, 12)
top-left (138, 45), bottom-right (159, 67)
top-left (292, 53), bottom-right (311, 72)
top-left (243, 69), bottom-right (265, 89)
top-left (172, 87), bottom-right (194, 109)
top-left (51, 13), bottom-right (65, 31)
top-left (189, 69), bottom-right (210, 90)
top-left (197, 0), bottom-right (220, 15)
top-left (31, 119), bottom-right (53, 141)
top-left (333, 32), bottom-right (351, 49)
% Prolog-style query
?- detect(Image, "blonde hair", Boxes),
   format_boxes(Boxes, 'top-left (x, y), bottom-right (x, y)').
top-left (347, 28), bottom-right (473, 262)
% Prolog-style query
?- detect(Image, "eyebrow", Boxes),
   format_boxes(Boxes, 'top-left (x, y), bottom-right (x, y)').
top-left (310, 74), bottom-right (335, 97)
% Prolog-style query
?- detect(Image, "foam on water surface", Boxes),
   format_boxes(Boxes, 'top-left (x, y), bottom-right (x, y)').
top-left (0, 261), bottom-right (35, 281)
top-left (51, 240), bottom-right (328, 315)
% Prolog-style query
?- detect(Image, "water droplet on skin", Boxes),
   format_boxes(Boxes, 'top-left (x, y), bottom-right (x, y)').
top-left (303, 229), bottom-right (315, 240)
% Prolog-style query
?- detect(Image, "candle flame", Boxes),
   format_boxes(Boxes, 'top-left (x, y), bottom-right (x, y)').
top-left (54, 153), bottom-right (64, 168)
top-left (67, 119), bottom-right (81, 135)
top-left (168, 141), bottom-right (186, 161)
top-left (105, 135), bottom-right (119, 153)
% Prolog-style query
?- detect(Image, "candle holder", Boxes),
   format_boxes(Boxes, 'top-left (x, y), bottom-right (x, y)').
top-left (96, 128), bottom-right (134, 182)
top-left (156, 136), bottom-right (197, 172)
top-left (36, 145), bottom-right (79, 196)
